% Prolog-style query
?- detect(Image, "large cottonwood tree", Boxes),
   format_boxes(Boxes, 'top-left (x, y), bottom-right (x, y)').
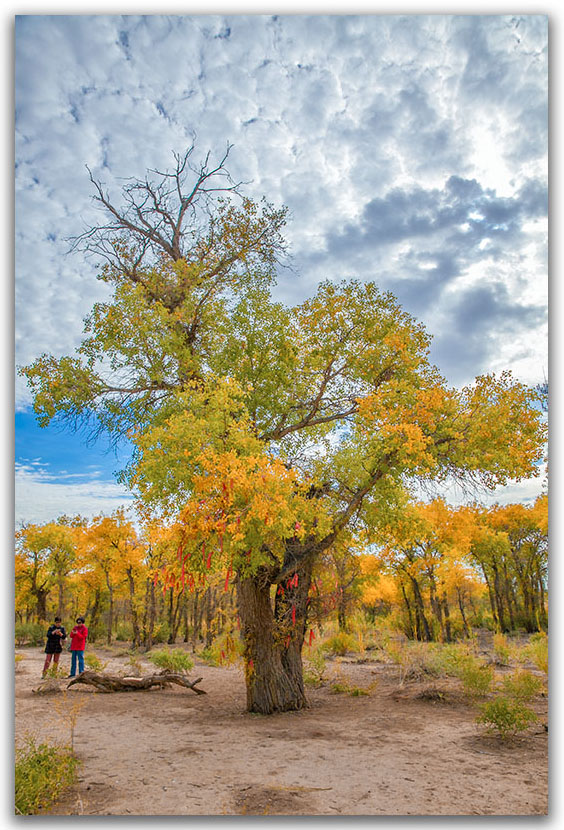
top-left (21, 145), bottom-right (546, 713)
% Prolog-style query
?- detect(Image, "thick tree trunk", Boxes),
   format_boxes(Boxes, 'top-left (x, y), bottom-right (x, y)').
top-left (275, 558), bottom-right (313, 703)
top-left (237, 569), bottom-right (307, 714)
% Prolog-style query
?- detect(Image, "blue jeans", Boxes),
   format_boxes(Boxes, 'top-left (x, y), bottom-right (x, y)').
top-left (70, 650), bottom-right (84, 676)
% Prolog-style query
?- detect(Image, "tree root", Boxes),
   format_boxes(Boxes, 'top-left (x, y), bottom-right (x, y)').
top-left (66, 670), bottom-right (206, 695)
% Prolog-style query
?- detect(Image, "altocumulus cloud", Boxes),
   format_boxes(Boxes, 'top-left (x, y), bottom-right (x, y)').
top-left (14, 13), bottom-right (548, 521)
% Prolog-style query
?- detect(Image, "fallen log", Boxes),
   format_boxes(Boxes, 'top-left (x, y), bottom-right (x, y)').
top-left (66, 670), bottom-right (206, 695)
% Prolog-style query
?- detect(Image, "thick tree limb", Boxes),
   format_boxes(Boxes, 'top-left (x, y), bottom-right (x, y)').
top-left (66, 670), bottom-right (206, 695)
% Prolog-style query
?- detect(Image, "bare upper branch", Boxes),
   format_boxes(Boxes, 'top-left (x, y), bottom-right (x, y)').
top-left (70, 143), bottom-right (248, 267)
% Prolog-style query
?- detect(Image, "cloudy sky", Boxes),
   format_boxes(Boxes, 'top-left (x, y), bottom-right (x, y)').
top-left (13, 7), bottom-right (549, 526)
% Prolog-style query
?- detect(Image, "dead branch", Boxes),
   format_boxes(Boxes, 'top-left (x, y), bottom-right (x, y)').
top-left (66, 670), bottom-right (206, 695)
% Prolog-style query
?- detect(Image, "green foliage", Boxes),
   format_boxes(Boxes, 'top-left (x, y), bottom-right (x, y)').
top-left (147, 648), bottom-right (194, 674)
top-left (15, 737), bottom-right (79, 815)
top-left (458, 657), bottom-right (494, 700)
top-left (150, 623), bottom-right (170, 644)
top-left (303, 648), bottom-right (327, 687)
top-left (329, 670), bottom-right (373, 696)
top-left (115, 623), bottom-right (134, 641)
top-left (524, 633), bottom-right (548, 674)
top-left (382, 639), bottom-right (445, 684)
top-left (434, 643), bottom-right (476, 676)
top-left (321, 632), bottom-right (358, 656)
top-left (84, 652), bottom-right (108, 672)
top-left (43, 664), bottom-right (65, 679)
top-left (500, 669), bottom-right (543, 702)
top-left (476, 697), bottom-right (537, 740)
top-left (15, 622), bottom-right (45, 647)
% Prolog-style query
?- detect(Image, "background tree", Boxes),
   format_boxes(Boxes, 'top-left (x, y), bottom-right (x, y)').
top-left (21, 146), bottom-right (546, 713)
top-left (15, 521), bottom-right (78, 621)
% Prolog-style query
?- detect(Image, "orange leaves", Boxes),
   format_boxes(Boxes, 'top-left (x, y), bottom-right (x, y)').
top-left (170, 448), bottom-right (326, 576)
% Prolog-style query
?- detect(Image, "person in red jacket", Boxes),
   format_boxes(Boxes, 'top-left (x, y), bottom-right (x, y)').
top-left (68, 616), bottom-right (88, 677)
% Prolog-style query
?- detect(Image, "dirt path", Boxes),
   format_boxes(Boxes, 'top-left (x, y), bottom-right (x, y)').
top-left (15, 647), bottom-right (548, 816)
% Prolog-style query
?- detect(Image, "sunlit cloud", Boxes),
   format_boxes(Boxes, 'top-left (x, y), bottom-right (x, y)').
top-left (14, 13), bottom-right (548, 522)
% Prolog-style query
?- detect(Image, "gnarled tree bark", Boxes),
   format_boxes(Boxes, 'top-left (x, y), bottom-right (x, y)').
top-left (66, 670), bottom-right (206, 695)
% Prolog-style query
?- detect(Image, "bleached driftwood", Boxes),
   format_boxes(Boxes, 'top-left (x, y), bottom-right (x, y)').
top-left (66, 670), bottom-right (206, 695)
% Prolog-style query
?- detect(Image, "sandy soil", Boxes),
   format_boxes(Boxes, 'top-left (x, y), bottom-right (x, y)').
top-left (14, 644), bottom-right (548, 816)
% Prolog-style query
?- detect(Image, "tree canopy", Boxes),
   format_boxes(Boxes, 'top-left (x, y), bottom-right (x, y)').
top-left (20, 144), bottom-right (546, 713)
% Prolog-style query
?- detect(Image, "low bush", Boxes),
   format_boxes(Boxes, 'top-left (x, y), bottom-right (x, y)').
top-left (383, 640), bottom-right (444, 684)
top-left (84, 653), bottom-right (108, 672)
top-left (303, 648), bottom-right (326, 687)
top-left (500, 669), bottom-right (543, 702)
top-left (321, 632), bottom-right (358, 656)
top-left (458, 658), bottom-right (494, 700)
top-left (476, 696), bottom-right (537, 740)
top-left (329, 671), bottom-right (373, 696)
top-left (115, 623), bottom-right (133, 642)
top-left (147, 648), bottom-right (194, 674)
top-left (524, 633), bottom-right (548, 674)
top-left (150, 623), bottom-right (170, 645)
top-left (15, 737), bottom-right (79, 815)
top-left (15, 622), bottom-right (45, 647)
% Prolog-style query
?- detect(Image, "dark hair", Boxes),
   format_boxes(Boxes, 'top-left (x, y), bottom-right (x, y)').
top-left (76, 616), bottom-right (85, 623)
top-left (54, 616), bottom-right (61, 622)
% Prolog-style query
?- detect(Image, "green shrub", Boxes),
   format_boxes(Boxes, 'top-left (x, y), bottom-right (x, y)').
top-left (459, 658), bottom-right (494, 700)
top-left (500, 669), bottom-right (543, 702)
top-left (15, 622), bottom-right (45, 647)
top-left (383, 640), bottom-right (445, 684)
top-left (150, 622), bottom-right (170, 644)
top-left (329, 673), bottom-right (372, 696)
top-left (43, 664), bottom-right (65, 679)
top-left (147, 648), bottom-right (194, 674)
top-left (436, 643), bottom-right (475, 676)
top-left (321, 632), bottom-right (358, 656)
top-left (115, 623), bottom-right (133, 642)
top-left (303, 648), bottom-right (326, 687)
top-left (84, 653), bottom-right (107, 672)
top-left (124, 654), bottom-right (144, 676)
top-left (524, 633), bottom-right (548, 674)
top-left (476, 696), bottom-right (537, 739)
top-left (15, 737), bottom-right (79, 815)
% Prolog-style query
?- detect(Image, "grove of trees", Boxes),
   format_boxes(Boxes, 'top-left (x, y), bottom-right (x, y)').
top-left (19, 144), bottom-right (547, 713)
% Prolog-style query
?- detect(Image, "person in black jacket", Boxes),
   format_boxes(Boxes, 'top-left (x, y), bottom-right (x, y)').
top-left (42, 616), bottom-right (67, 677)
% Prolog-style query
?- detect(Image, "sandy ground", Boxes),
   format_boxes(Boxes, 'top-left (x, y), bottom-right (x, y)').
top-left (14, 644), bottom-right (548, 816)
